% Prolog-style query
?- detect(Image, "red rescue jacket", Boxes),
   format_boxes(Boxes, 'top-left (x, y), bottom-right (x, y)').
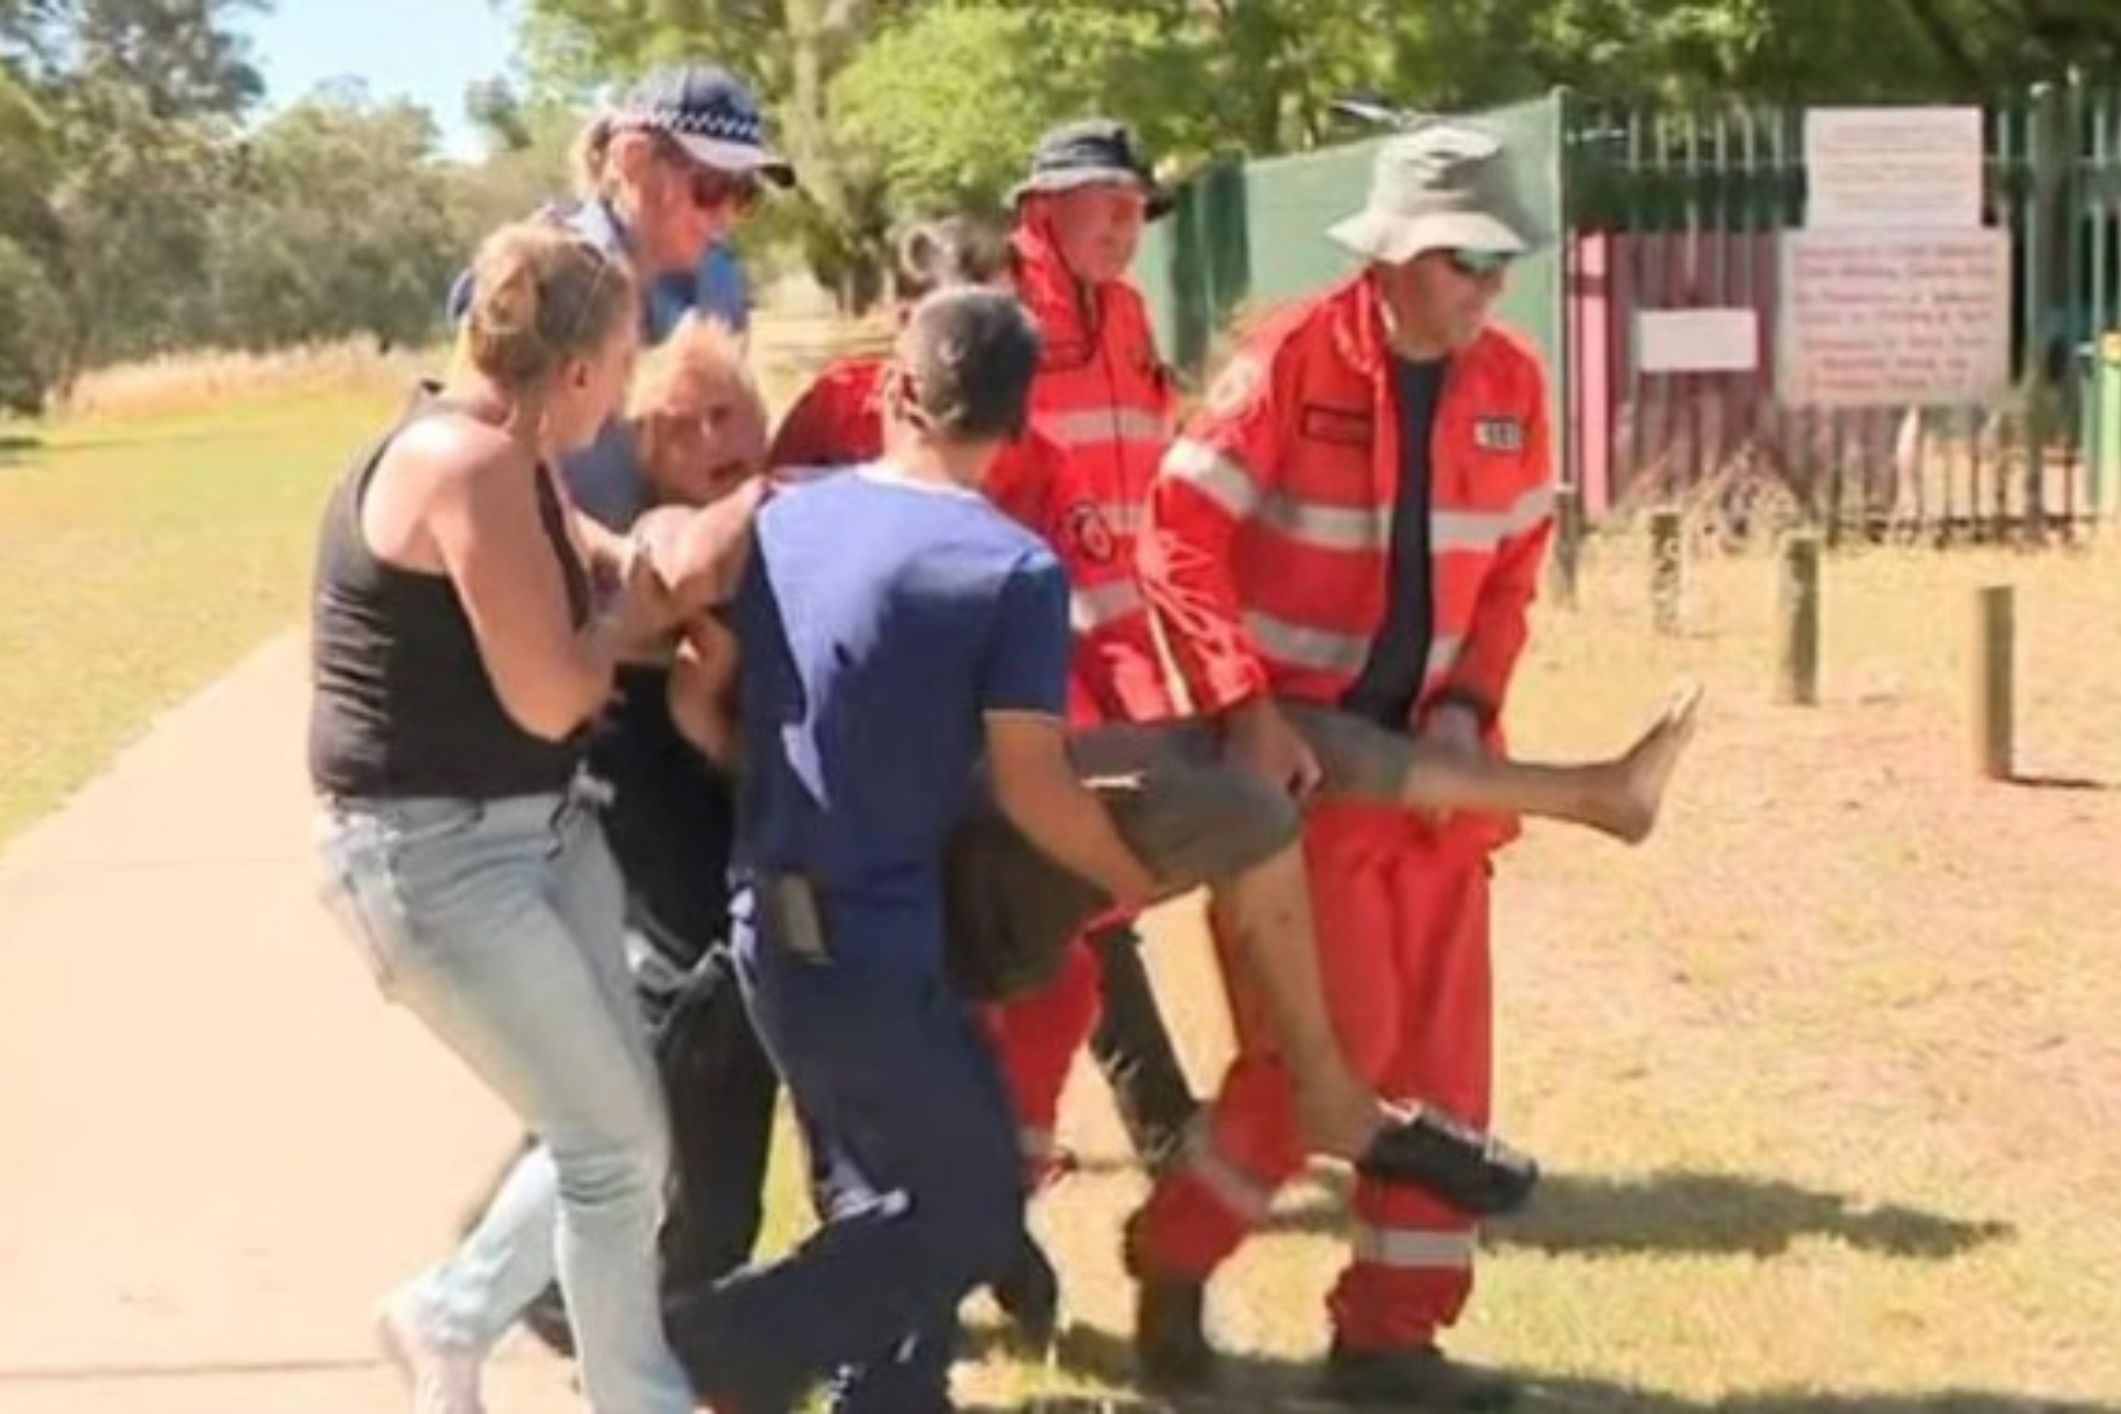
top-left (1140, 270), bottom-right (1555, 847)
top-left (1013, 213), bottom-right (1179, 722)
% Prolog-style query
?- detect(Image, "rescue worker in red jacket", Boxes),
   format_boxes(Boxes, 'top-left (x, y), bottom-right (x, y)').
top-left (987, 120), bottom-right (1205, 1206)
top-left (1126, 125), bottom-right (1551, 1406)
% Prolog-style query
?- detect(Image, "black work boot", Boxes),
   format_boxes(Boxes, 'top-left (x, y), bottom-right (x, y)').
top-left (1323, 1340), bottom-right (1518, 1410)
top-left (990, 1230), bottom-right (1061, 1353)
top-left (1134, 1276), bottom-right (1216, 1391)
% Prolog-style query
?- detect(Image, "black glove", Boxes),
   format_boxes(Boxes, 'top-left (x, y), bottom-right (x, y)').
top-left (1356, 1105), bottom-right (1540, 1217)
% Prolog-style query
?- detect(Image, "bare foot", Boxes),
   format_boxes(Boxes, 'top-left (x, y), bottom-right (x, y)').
top-left (1593, 681), bottom-right (1704, 843)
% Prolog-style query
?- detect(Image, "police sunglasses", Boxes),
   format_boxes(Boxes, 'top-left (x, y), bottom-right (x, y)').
top-left (692, 166), bottom-right (762, 216)
top-left (652, 134), bottom-right (763, 215)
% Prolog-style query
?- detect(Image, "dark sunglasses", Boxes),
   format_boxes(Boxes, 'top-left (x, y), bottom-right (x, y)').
top-left (691, 166), bottom-right (762, 215)
top-left (1445, 247), bottom-right (1515, 279)
top-left (652, 134), bottom-right (762, 214)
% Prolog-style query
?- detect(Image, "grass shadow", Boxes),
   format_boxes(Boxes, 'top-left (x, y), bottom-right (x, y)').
top-left (963, 1320), bottom-right (2116, 1412)
top-left (1262, 1169), bottom-right (2013, 1260)
top-left (0, 431), bottom-right (40, 465)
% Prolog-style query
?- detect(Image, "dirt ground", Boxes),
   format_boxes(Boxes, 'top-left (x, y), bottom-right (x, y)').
top-left (962, 535), bottom-right (2121, 1411)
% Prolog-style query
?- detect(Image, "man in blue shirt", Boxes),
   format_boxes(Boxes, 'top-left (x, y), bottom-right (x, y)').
top-left (664, 289), bottom-right (1157, 1413)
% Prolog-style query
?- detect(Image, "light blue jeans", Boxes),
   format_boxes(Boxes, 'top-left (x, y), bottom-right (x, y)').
top-left (317, 784), bottom-right (693, 1414)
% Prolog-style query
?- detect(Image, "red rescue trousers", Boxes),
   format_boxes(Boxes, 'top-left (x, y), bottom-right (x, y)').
top-left (1128, 801), bottom-right (1494, 1351)
top-left (986, 936), bottom-right (1103, 1187)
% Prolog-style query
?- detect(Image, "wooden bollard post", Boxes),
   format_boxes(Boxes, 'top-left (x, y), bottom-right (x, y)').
top-left (1973, 585), bottom-right (2015, 780)
top-left (1552, 485), bottom-right (1584, 610)
top-left (1776, 533), bottom-right (1821, 705)
top-left (1650, 508), bottom-right (1682, 635)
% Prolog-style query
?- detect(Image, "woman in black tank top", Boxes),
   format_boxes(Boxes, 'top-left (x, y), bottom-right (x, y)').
top-left (308, 221), bottom-right (699, 1414)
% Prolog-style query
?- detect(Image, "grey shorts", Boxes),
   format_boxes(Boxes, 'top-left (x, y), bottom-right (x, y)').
top-left (943, 702), bottom-right (1411, 999)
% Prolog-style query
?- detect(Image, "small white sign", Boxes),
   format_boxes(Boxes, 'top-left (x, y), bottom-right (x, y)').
top-left (1637, 309), bottom-right (1760, 374)
top-left (1805, 107), bottom-right (1984, 230)
top-left (1778, 227), bottom-right (2011, 409)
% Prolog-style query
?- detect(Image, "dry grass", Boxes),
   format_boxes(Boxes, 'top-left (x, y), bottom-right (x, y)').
top-left (939, 532), bottom-right (2121, 1411)
top-left (54, 340), bottom-right (432, 422)
top-left (0, 386), bottom-right (404, 843)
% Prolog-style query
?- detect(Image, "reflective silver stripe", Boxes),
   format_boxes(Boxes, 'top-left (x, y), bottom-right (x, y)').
top-left (1040, 405), bottom-right (1170, 448)
top-left (1071, 578), bottom-right (1145, 633)
top-left (1422, 635), bottom-right (1464, 685)
top-left (1431, 484), bottom-right (1556, 553)
top-left (1258, 492), bottom-right (1384, 553)
top-left (1245, 611), bottom-right (1371, 676)
top-left (1163, 438), bottom-right (1260, 518)
top-left (1181, 1120), bottom-right (1275, 1224)
top-left (1351, 1224), bottom-right (1478, 1269)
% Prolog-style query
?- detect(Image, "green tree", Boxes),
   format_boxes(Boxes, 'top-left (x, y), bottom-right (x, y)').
top-left (0, 233), bottom-right (67, 412)
top-left (40, 72), bottom-right (230, 369)
top-left (202, 93), bottom-right (461, 350)
top-left (466, 74), bottom-right (532, 153)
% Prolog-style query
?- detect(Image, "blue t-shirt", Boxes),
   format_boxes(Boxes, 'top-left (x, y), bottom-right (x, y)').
top-left (731, 465), bottom-right (1069, 943)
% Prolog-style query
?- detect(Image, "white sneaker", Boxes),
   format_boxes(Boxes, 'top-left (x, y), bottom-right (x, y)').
top-left (376, 1290), bottom-right (488, 1414)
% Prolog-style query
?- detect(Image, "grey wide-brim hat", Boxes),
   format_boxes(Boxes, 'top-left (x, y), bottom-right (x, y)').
top-left (1327, 124), bottom-right (1536, 264)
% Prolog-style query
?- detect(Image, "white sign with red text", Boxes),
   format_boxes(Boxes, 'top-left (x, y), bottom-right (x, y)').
top-left (1777, 227), bottom-right (2010, 409)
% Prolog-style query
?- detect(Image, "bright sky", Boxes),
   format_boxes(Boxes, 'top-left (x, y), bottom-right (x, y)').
top-left (237, 0), bottom-right (521, 159)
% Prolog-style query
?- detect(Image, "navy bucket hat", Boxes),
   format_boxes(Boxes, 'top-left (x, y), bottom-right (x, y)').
top-left (1009, 118), bottom-right (1173, 221)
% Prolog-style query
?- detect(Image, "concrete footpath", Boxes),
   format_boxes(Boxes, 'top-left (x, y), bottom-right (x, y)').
top-left (0, 633), bottom-right (576, 1412)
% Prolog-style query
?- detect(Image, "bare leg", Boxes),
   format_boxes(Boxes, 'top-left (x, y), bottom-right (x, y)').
top-left (1396, 682), bottom-right (1703, 843)
top-left (1210, 844), bottom-right (1388, 1162)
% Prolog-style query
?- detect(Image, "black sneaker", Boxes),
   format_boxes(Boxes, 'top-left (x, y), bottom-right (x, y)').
top-left (1324, 1340), bottom-right (1518, 1409)
top-left (1354, 1106), bottom-right (1540, 1217)
top-left (991, 1231), bottom-right (1061, 1352)
top-left (1135, 1277), bottom-right (1216, 1391)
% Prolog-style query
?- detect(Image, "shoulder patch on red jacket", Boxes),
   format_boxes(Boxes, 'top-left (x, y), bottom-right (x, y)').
top-left (1060, 501), bottom-right (1119, 565)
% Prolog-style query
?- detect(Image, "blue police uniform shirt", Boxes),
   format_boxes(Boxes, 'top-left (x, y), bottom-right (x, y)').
top-left (694, 240), bottom-right (751, 335)
top-left (446, 197), bottom-right (712, 531)
top-left (730, 464), bottom-right (1069, 957)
